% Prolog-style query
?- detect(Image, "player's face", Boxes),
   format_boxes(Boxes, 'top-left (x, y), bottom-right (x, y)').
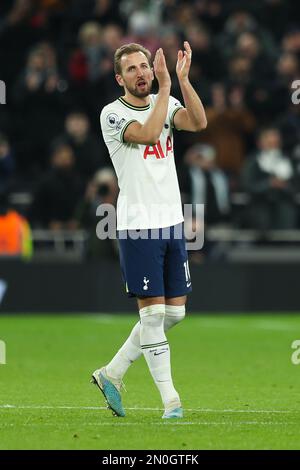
top-left (116, 52), bottom-right (154, 98)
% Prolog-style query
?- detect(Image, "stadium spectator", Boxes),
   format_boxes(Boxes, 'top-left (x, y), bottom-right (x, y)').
top-left (0, 1), bottom-right (42, 86)
top-left (56, 110), bottom-right (109, 181)
top-left (227, 54), bottom-right (253, 87)
top-left (173, 2), bottom-right (195, 30)
top-left (268, 52), bottom-right (300, 116)
top-left (193, 0), bottom-right (225, 34)
top-left (276, 52), bottom-right (300, 86)
top-left (0, 187), bottom-right (32, 259)
top-left (184, 22), bottom-right (224, 80)
top-left (75, 167), bottom-right (118, 259)
top-left (93, 0), bottom-right (123, 26)
top-left (102, 23), bottom-right (124, 58)
top-left (30, 143), bottom-right (83, 230)
top-left (119, 0), bottom-right (162, 28)
top-left (191, 83), bottom-right (256, 176)
top-left (185, 143), bottom-right (231, 226)
top-left (183, 142), bottom-right (231, 264)
top-left (281, 28), bottom-right (300, 56)
top-left (242, 127), bottom-right (297, 231)
top-left (67, 21), bottom-right (118, 125)
top-left (260, 0), bottom-right (290, 41)
top-left (99, 23), bottom-right (125, 98)
top-left (0, 135), bottom-right (15, 191)
top-left (217, 9), bottom-right (276, 61)
top-left (13, 42), bottom-right (67, 172)
top-left (0, 0), bottom-right (32, 35)
top-left (160, 27), bottom-right (180, 76)
top-left (235, 32), bottom-right (275, 82)
top-left (277, 100), bottom-right (300, 154)
top-left (69, 22), bottom-right (111, 84)
top-left (65, 0), bottom-right (124, 35)
top-left (123, 10), bottom-right (160, 56)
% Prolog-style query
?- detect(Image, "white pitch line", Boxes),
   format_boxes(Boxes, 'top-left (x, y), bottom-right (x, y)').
top-left (0, 405), bottom-right (298, 414)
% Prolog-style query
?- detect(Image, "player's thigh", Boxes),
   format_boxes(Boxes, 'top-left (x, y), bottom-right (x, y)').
top-left (118, 233), bottom-right (166, 298)
top-left (137, 296), bottom-right (165, 310)
top-left (164, 232), bottom-right (192, 298)
top-left (165, 295), bottom-right (187, 306)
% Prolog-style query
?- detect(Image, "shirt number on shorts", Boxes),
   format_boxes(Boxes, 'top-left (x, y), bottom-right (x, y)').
top-left (184, 261), bottom-right (191, 285)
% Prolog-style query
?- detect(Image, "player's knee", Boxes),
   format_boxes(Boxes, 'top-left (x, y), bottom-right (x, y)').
top-left (164, 305), bottom-right (186, 330)
top-left (139, 304), bottom-right (165, 327)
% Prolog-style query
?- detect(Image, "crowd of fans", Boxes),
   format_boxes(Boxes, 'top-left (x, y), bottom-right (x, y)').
top-left (0, 0), bottom-right (300, 258)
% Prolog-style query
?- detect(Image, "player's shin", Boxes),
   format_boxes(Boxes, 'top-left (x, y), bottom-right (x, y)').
top-left (139, 304), bottom-right (181, 410)
top-left (105, 321), bottom-right (141, 380)
top-left (105, 304), bottom-right (185, 380)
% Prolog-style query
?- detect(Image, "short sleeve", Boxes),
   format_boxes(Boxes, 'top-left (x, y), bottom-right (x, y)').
top-left (100, 107), bottom-right (137, 144)
top-left (168, 96), bottom-right (184, 130)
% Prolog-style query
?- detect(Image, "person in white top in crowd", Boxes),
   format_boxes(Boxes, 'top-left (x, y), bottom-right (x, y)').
top-left (242, 127), bottom-right (297, 231)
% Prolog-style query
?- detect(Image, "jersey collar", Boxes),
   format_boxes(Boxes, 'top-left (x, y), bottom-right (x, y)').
top-left (118, 96), bottom-right (150, 111)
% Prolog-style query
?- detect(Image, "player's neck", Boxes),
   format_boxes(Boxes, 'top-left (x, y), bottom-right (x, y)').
top-left (122, 92), bottom-right (150, 107)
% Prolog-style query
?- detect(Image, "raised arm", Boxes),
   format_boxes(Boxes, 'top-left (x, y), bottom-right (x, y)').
top-left (173, 41), bottom-right (207, 132)
top-left (123, 49), bottom-right (171, 145)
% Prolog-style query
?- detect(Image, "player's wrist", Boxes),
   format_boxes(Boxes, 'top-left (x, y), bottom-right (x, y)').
top-left (178, 76), bottom-right (190, 85)
top-left (158, 82), bottom-right (171, 91)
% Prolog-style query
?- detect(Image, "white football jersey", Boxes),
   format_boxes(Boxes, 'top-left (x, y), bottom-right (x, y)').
top-left (100, 94), bottom-right (184, 230)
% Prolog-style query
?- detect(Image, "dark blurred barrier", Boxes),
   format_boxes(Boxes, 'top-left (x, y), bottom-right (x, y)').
top-left (0, 260), bottom-right (299, 313)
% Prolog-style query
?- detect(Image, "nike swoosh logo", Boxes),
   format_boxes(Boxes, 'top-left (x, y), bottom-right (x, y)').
top-left (154, 351), bottom-right (168, 356)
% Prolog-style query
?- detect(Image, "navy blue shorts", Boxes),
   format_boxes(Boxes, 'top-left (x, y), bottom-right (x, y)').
top-left (117, 223), bottom-right (192, 298)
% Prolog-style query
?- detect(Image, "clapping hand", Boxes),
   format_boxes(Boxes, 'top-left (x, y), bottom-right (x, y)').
top-left (176, 41), bottom-right (192, 82)
top-left (153, 48), bottom-right (171, 89)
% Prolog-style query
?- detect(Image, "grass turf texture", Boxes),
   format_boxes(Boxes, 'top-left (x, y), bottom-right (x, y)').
top-left (0, 313), bottom-right (299, 450)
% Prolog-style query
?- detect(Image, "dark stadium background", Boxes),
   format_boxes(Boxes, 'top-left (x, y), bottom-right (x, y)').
top-left (1, 0), bottom-right (300, 312)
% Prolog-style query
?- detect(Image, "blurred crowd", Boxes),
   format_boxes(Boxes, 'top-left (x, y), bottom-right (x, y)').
top-left (0, 0), bottom-right (300, 258)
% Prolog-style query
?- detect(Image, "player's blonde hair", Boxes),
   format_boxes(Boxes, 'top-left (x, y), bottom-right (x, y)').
top-left (114, 43), bottom-right (152, 75)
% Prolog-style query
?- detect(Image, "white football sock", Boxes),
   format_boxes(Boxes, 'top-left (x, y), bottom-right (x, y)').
top-left (105, 321), bottom-right (141, 380)
top-left (105, 305), bottom-right (185, 381)
top-left (139, 304), bottom-right (180, 409)
top-left (164, 304), bottom-right (186, 330)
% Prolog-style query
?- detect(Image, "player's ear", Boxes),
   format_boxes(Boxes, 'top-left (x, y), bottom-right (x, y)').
top-left (150, 68), bottom-right (154, 81)
top-left (115, 74), bottom-right (124, 87)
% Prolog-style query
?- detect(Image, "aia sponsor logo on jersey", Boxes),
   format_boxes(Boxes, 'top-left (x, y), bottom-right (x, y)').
top-left (143, 137), bottom-right (173, 160)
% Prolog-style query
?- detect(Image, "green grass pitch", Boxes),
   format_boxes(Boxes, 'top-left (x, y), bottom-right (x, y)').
top-left (0, 313), bottom-right (300, 450)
